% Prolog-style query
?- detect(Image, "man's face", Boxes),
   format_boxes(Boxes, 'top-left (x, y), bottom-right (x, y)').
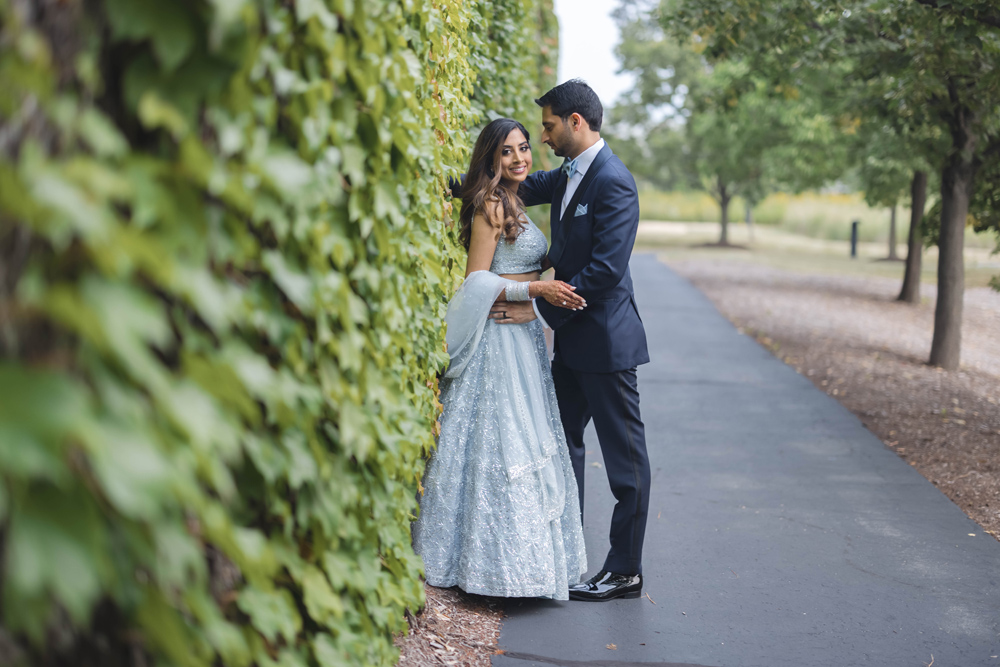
top-left (539, 107), bottom-right (575, 158)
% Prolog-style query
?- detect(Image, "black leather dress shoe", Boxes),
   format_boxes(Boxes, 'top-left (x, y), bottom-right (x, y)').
top-left (568, 570), bottom-right (643, 601)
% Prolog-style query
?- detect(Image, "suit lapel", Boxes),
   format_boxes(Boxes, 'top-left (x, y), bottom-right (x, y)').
top-left (549, 144), bottom-right (614, 266)
top-left (549, 170), bottom-right (568, 244)
top-left (560, 143), bottom-right (613, 226)
top-left (552, 171), bottom-right (568, 224)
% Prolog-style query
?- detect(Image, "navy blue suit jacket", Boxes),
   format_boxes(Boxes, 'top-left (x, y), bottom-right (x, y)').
top-left (520, 143), bottom-right (649, 373)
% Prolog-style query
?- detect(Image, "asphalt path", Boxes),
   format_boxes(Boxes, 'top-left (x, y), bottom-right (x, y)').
top-left (493, 253), bottom-right (1000, 667)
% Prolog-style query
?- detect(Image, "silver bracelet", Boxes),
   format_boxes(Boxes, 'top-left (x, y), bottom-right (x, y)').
top-left (504, 281), bottom-right (531, 301)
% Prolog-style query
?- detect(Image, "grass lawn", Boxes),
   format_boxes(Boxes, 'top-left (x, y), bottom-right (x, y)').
top-left (638, 189), bottom-right (998, 249)
top-left (635, 221), bottom-right (1000, 290)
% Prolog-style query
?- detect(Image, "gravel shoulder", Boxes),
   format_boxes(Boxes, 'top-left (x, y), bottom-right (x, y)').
top-left (663, 253), bottom-right (1000, 540)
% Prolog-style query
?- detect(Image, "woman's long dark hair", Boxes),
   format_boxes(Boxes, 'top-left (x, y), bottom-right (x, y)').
top-left (458, 118), bottom-right (530, 250)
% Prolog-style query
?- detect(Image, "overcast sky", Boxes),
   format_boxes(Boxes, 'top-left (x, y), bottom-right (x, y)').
top-left (553, 0), bottom-right (634, 108)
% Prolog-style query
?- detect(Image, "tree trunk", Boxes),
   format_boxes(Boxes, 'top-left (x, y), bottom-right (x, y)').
top-left (929, 110), bottom-right (977, 370)
top-left (718, 178), bottom-right (730, 245)
top-left (887, 206), bottom-right (899, 260)
top-left (898, 170), bottom-right (927, 304)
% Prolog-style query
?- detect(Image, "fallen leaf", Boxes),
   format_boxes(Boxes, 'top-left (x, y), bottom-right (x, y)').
top-left (606, 644), bottom-right (617, 650)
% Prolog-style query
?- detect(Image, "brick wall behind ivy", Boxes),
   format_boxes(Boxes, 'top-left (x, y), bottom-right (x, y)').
top-left (0, 0), bottom-right (557, 665)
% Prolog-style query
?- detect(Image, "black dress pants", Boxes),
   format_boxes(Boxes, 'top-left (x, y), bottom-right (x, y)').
top-left (551, 360), bottom-right (650, 576)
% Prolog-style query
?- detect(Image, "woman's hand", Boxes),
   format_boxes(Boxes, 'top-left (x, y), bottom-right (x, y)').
top-left (532, 280), bottom-right (586, 310)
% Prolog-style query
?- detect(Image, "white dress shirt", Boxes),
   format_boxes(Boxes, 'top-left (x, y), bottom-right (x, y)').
top-left (560, 138), bottom-right (605, 219)
top-left (532, 138), bottom-right (606, 329)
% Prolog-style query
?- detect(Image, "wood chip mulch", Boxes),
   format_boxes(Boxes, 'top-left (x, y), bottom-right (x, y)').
top-left (395, 584), bottom-right (503, 667)
top-left (666, 255), bottom-right (1000, 541)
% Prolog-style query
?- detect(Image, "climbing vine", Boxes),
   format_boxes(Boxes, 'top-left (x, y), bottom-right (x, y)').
top-left (0, 0), bottom-right (557, 665)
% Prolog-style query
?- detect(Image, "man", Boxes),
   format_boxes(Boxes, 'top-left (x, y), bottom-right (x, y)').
top-left (491, 79), bottom-right (651, 602)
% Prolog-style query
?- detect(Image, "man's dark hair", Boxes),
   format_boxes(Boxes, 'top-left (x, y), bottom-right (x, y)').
top-left (535, 79), bottom-right (603, 131)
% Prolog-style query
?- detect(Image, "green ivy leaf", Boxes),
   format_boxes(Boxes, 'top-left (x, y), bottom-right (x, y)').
top-left (136, 587), bottom-right (210, 667)
top-left (5, 484), bottom-right (109, 631)
top-left (154, 523), bottom-right (207, 589)
top-left (282, 430), bottom-right (318, 490)
top-left (138, 91), bottom-right (189, 138)
top-left (312, 633), bottom-right (351, 667)
top-left (105, 0), bottom-right (197, 71)
top-left (302, 565), bottom-right (344, 625)
top-left (0, 364), bottom-right (87, 477)
top-left (84, 421), bottom-right (173, 519)
top-left (261, 152), bottom-right (315, 196)
top-left (262, 251), bottom-right (315, 311)
top-left (237, 586), bottom-right (301, 643)
top-left (77, 108), bottom-right (129, 158)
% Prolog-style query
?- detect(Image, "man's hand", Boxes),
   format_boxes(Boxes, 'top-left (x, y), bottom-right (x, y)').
top-left (489, 300), bottom-right (537, 325)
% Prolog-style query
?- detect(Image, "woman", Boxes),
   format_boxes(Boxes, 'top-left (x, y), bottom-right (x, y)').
top-left (413, 118), bottom-right (588, 599)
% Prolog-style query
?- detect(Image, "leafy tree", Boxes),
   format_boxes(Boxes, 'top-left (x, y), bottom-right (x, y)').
top-left (612, 0), bottom-right (847, 245)
top-left (677, 58), bottom-right (849, 244)
top-left (849, 119), bottom-right (938, 302)
top-left (855, 123), bottom-right (920, 261)
top-left (605, 0), bottom-right (702, 193)
top-left (684, 63), bottom-right (782, 245)
top-left (668, 0), bottom-right (1000, 369)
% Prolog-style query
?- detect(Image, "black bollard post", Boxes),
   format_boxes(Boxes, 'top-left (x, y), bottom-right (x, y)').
top-left (850, 219), bottom-right (859, 258)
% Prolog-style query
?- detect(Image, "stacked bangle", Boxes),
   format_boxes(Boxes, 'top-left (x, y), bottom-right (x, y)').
top-left (504, 281), bottom-right (531, 301)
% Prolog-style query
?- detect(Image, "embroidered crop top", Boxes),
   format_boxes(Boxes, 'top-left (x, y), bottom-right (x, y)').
top-left (489, 217), bottom-right (547, 275)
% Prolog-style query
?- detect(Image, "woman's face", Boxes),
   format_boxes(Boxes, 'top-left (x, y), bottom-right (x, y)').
top-left (498, 128), bottom-right (532, 183)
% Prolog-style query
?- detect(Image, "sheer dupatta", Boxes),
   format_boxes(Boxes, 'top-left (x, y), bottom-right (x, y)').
top-left (443, 271), bottom-right (562, 504)
top-left (444, 270), bottom-right (508, 379)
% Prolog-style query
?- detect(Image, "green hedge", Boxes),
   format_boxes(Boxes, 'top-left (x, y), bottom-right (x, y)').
top-left (0, 0), bottom-right (556, 665)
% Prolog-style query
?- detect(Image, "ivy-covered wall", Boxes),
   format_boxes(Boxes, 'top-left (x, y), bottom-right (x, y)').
top-left (0, 0), bottom-right (557, 665)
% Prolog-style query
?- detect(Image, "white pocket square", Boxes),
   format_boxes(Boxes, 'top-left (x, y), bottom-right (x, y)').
top-left (574, 203), bottom-right (588, 217)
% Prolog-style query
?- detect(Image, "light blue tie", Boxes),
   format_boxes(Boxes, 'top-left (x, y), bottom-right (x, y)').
top-left (561, 157), bottom-right (579, 180)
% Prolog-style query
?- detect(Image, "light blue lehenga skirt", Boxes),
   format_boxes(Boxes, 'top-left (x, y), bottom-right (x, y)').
top-left (413, 271), bottom-right (587, 600)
